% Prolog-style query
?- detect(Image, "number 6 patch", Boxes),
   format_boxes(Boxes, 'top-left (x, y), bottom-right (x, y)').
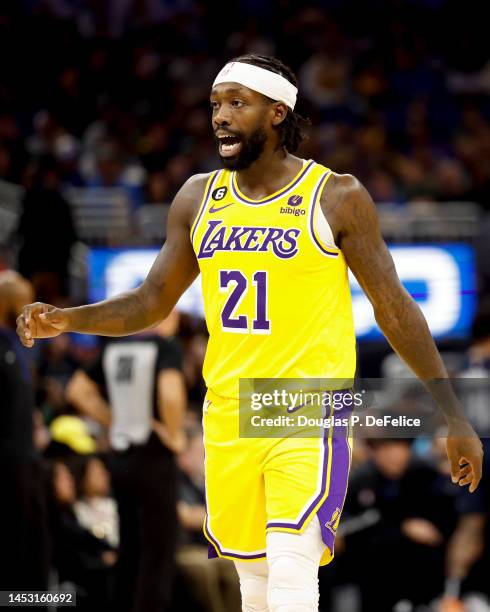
top-left (212, 186), bottom-right (228, 201)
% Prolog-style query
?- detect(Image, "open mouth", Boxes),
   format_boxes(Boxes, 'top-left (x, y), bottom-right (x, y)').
top-left (218, 135), bottom-right (242, 157)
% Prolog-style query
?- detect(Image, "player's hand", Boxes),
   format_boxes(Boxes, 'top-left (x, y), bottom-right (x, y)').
top-left (446, 421), bottom-right (483, 493)
top-left (401, 518), bottom-right (443, 546)
top-left (16, 302), bottom-right (70, 348)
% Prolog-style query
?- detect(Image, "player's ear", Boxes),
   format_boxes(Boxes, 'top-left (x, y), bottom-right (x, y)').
top-left (270, 102), bottom-right (288, 127)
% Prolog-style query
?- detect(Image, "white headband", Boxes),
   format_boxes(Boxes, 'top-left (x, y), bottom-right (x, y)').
top-left (212, 62), bottom-right (298, 110)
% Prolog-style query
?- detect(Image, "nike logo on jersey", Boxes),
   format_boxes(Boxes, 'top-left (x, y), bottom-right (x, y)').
top-left (209, 203), bottom-right (233, 213)
top-left (197, 219), bottom-right (301, 260)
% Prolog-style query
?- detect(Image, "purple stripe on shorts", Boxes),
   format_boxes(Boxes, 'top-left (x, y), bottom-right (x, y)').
top-left (266, 404), bottom-right (351, 537)
top-left (231, 160), bottom-right (314, 205)
top-left (316, 428), bottom-right (351, 553)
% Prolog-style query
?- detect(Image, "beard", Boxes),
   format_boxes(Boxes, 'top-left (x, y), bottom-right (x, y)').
top-left (215, 124), bottom-right (268, 171)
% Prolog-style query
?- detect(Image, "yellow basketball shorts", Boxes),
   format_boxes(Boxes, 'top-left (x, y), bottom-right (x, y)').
top-left (202, 389), bottom-right (352, 567)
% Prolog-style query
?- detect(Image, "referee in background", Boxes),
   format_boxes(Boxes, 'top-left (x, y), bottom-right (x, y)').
top-left (66, 310), bottom-right (187, 612)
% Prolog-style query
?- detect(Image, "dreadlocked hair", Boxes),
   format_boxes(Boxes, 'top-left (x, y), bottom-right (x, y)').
top-left (231, 54), bottom-right (310, 154)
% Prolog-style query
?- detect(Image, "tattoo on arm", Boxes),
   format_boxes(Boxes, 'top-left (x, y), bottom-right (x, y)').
top-left (64, 173), bottom-right (207, 337)
top-left (68, 289), bottom-right (155, 336)
top-left (326, 174), bottom-right (466, 422)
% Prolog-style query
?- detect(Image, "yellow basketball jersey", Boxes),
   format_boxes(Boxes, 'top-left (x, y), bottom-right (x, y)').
top-left (190, 159), bottom-right (356, 399)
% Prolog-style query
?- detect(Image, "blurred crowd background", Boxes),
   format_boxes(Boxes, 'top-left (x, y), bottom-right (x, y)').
top-left (1, 0), bottom-right (489, 611)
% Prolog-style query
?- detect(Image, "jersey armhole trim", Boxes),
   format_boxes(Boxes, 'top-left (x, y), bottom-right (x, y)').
top-left (308, 171), bottom-right (340, 257)
top-left (190, 170), bottom-right (220, 245)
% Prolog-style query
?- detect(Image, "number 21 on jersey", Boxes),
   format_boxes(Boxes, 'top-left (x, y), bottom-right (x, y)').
top-left (219, 270), bottom-right (271, 334)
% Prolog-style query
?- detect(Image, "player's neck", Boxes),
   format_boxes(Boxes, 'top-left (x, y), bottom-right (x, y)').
top-left (235, 150), bottom-right (303, 200)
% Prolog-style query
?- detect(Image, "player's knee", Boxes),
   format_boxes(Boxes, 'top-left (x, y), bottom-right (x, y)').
top-left (235, 561), bottom-right (268, 612)
top-left (267, 553), bottom-right (319, 612)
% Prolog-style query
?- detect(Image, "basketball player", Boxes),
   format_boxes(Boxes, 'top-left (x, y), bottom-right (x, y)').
top-left (17, 55), bottom-right (483, 612)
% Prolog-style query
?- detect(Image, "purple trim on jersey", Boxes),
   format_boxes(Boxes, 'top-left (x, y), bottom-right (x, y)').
top-left (190, 171), bottom-right (220, 245)
top-left (231, 160), bottom-right (315, 205)
top-left (309, 172), bottom-right (339, 258)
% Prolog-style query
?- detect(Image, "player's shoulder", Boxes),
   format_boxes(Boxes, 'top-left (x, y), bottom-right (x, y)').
top-left (318, 170), bottom-right (370, 216)
top-left (316, 169), bottom-right (376, 234)
top-left (321, 171), bottom-right (365, 205)
top-left (178, 171), bottom-right (216, 200)
top-left (170, 172), bottom-right (217, 225)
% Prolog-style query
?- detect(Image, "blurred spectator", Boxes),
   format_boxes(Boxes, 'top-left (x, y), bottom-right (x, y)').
top-left (176, 424), bottom-right (241, 612)
top-left (15, 156), bottom-right (77, 304)
top-left (48, 415), bottom-right (97, 456)
top-left (342, 438), bottom-right (457, 611)
top-left (181, 322), bottom-right (208, 413)
top-left (138, 121), bottom-right (172, 174)
top-left (72, 455), bottom-right (119, 550)
top-left (444, 440), bottom-right (490, 608)
top-left (394, 154), bottom-right (436, 201)
top-left (146, 170), bottom-right (172, 204)
top-left (0, 1), bottom-right (489, 210)
top-left (456, 298), bottom-right (490, 438)
top-left (433, 158), bottom-right (471, 202)
top-left (33, 408), bottom-right (51, 453)
top-left (0, 271), bottom-right (50, 593)
top-left (0, 144), bottom-right (13, 181)
top-left (438, 302), bottom-right (490, 609)
top-left (47, 459), bottom-right (116, 611)
top-left (465, 298), bottom-right (490, 370)
top-left (37, 334), bottom-right (79, 420)
top-left (300, 49), bottom-right (351, 111)
top-left (365, 169), bottom-right (402, 204)
top-left (85, 141), bottom-right (145, 210)
top-left (0, 113), bottom-right (26, 183)
top-left (66, 313), bottom-right (187, 612)
top-left (25, 111), bottom-right (63, 158)
top-left (53, 133), bottom-right (84, 188)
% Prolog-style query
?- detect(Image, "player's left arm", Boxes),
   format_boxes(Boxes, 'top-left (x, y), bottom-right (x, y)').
top-left (323, 173), bottom-right (483, 492)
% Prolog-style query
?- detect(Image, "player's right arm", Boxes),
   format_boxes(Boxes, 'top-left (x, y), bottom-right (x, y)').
top-left (16, 174), bottom-right (209, 347)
